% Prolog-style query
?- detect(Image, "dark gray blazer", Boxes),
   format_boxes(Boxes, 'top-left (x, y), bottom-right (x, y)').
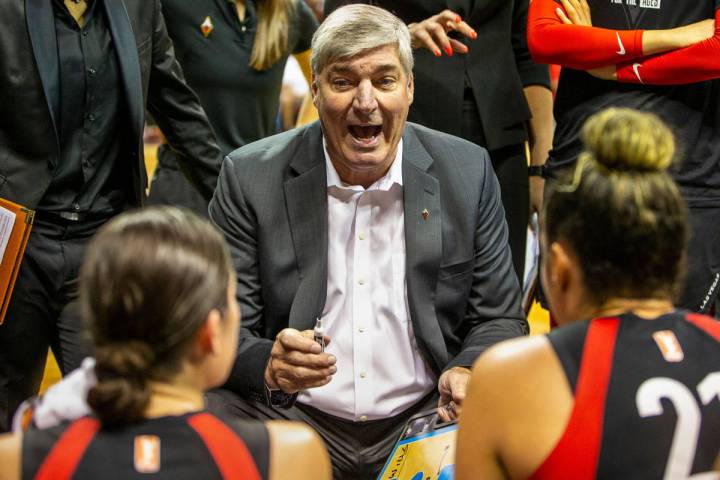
top-left (210, 121), bottom-right (527, 404)
top-left (0, 0), bottom-right (222, 208)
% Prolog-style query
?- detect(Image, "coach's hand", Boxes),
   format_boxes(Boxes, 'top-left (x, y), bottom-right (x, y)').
top-left (264, 328), bottom-right (336, 394)
top-left (437, 366), bottom-right (472, 422)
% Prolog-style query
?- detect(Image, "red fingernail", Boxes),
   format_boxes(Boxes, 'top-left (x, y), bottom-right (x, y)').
top-left (434, 49), bottom-right (441, 57)
top-left (455, 15), bottom-right (461, 23)
top-left (445, 46), bottom-right (453, 56)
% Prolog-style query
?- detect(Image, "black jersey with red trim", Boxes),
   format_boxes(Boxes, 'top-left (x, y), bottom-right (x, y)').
top-left (547, 0), bottom-right (720, 205)
top-left (21, 411), bottom-right (269, 479)
top-left (532, 311), bottom-right (720, 479)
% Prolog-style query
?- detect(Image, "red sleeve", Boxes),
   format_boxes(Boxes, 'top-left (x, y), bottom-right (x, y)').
top-left (527, 0), bottom-right (644, 69)
top-left (616, 9), bottom-right (720, 85)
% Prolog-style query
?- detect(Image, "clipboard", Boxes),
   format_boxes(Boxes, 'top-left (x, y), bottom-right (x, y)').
top-left (0, 198), bottom-right (34, 325)
top-left (378, 410), bottom-right (457, 480)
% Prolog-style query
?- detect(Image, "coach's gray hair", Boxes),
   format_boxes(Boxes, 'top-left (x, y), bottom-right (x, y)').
top-left (311, 4), bottom-right (414, 76)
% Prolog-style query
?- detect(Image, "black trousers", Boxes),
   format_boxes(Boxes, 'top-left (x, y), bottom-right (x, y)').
top-left (0, 216), bottom-right (98, 431)
top-left (206, 388), bottom-right (439, 480)
top-left (680, 202), bottom-right (720, 316)
top-left (147, 144), bottom-right (210, 218)
top-left (461, 91), bottom-right (528, 283)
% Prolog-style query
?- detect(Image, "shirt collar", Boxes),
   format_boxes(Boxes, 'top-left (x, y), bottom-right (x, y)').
top-left (323, 139), bottom-right (403, 192)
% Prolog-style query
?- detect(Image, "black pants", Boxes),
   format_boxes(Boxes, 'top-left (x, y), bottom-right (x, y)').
top-left (147, 144), bottom-right (210, 218)
top-left (0, 216), bottom-right (99, 431)
top-left (680, 202), bottom-right (720, 316)
top-left (206, 388), bottom-right (439, 480)
top-left (461, 91), bottom-right (528, 283)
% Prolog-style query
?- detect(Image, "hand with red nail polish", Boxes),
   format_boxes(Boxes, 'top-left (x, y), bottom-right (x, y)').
top-left (408, 9), bottom-right (473, 57)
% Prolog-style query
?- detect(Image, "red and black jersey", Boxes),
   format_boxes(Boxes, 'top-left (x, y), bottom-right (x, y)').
top-left (528, 0), bottom-right (720, 204)
top-left (532, 311), bottom-right (720, 479)
top-left (22, 411), bottom-right (269, 480)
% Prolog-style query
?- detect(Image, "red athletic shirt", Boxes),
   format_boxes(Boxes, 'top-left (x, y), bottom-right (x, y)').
top-left (528, 0), bottom-right (720, 85)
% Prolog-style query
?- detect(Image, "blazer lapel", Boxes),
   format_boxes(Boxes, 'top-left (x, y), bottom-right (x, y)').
top-left (283, 125), bottom-right (329, 332)
top-left (103, 0), bottom-right (144, 144)
top-left (402, 125), bottom-right (447, 373)
top-left (25, 0), bottom-right (61, 154)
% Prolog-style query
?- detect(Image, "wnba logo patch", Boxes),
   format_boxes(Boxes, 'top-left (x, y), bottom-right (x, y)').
top-left (652, 330), bottom-right (684, 362)
top-left (134, 435), bottom-right (161, 473)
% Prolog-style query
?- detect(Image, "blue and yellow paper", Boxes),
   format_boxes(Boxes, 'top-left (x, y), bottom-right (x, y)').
top-left (378, 424), bottom-right (457, 480)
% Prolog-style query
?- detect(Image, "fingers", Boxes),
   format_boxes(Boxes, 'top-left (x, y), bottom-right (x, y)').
top-left (556, 7), bottom-right (572, 25)
top-left (277, 328), bottom-right (322, 354)
top-left (449, 38), bottom-right (469, 55)
top-left (558, 0), bottom-right (592, 25)
top-left (409, 10), bottom-right (475, 56)
top-left (270, 358), bottom-right (336, 392)
top-left (266, 328), bottom-right (338, 393)
top-left (437, 399), bottom-right (459, 422)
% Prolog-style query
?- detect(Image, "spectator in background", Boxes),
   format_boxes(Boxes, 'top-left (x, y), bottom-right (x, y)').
top-left (528, 0), bottom-right (720, 316)
top-left (456, 107), bottom-right (720, 479)
top-left (148, 0), bottom-right (319, 217)
top-left (0, 0), bottom-right (222, 432)
top-left (0, 207), bottom-right (331, 480)
top-left (325, 0), bottom-right (554, 283)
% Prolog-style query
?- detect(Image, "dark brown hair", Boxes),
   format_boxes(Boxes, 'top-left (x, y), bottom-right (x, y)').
top-left (81, 207), bottom-right (232, 427)
top-left (544, 107), bottom-right (688, 304)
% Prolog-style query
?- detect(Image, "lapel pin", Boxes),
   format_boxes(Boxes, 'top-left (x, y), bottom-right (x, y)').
top-left (421, 208), bottom-right (429, 221)
top-left (200, 16), bottom-right (214, 38)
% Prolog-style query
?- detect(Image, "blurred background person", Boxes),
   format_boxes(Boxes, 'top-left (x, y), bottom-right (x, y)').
top-left (0, 207), bottom-right (331, 480)
top-left (456, 108), bottom-right (720, 479)
top-left (147, 0), bottom-right (319, 217)
top-left (0, 0), bottom-right (223, 433)
top-left (324, 0), bottom-right (554, 283)
top-left (528, 0), bottom-right (720, 316)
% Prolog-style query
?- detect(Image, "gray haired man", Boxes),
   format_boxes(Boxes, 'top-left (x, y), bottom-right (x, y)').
top-left (208, 4), bottom-right (527, 478)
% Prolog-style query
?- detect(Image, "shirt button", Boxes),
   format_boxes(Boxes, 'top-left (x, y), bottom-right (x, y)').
top-left (358, 326), bottom-right (365, 333)
top-left (241, 25), bottom-right (246, 32)
top-left (87, 114), bottom-right (96, 122)
top-left (88, 68), bottom-right (96, 76)
top-left (358, 232), bottom-right (366, 240)
top-left (360, 372), bottom-right (367, 379)
top-left (82, 30), bottom-right (88, 37)
top-left (73, 203), bottom-right (80, 211)
top-left (359, 415), bottom-right (368, 422)
top-left (358, 278), bottom-right (365, 285)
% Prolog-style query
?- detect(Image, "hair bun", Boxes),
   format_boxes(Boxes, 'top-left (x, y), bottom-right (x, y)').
top-left (94, 340), bottom-right (155, 381)
top-left (580, 107), bottom-right (675, 173)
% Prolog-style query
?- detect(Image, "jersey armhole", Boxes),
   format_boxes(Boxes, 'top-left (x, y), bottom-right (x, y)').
top-left (547, 321), bottom-right (590, 393)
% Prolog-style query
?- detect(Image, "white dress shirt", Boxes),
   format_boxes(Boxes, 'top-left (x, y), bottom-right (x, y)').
top-left (297, 140), bottom-right (436, 421)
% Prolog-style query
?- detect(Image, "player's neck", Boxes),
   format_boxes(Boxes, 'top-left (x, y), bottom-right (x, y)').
top-left (144, 381), bottom-right (205, 418)
top-left (589, 297), bottom-right (675, 320)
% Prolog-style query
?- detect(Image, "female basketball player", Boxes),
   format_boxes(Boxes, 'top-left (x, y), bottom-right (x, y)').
top-left (456, 108), bottom-right (720, 479)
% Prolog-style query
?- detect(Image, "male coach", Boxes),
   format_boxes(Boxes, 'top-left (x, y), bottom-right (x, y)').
top-left (208, 4), bottom-right (527, 478)
top-left (0, 0), bottom-right (222, 431)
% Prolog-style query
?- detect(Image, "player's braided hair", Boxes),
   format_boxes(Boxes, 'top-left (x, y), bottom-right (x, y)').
top-left (82, 207), bottom-right (232, 427)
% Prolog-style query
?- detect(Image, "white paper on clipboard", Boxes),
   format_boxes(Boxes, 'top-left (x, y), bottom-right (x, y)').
top-left (0, 205), bottom-right (17, 265)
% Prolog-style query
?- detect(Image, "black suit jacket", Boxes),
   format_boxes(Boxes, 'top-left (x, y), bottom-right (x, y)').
top-left (0, 0), bottom-right (222, 208)
top-left (324, 0), bottom-right (550, 151)
top-left (209, 121), bottom-right (527, 404)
